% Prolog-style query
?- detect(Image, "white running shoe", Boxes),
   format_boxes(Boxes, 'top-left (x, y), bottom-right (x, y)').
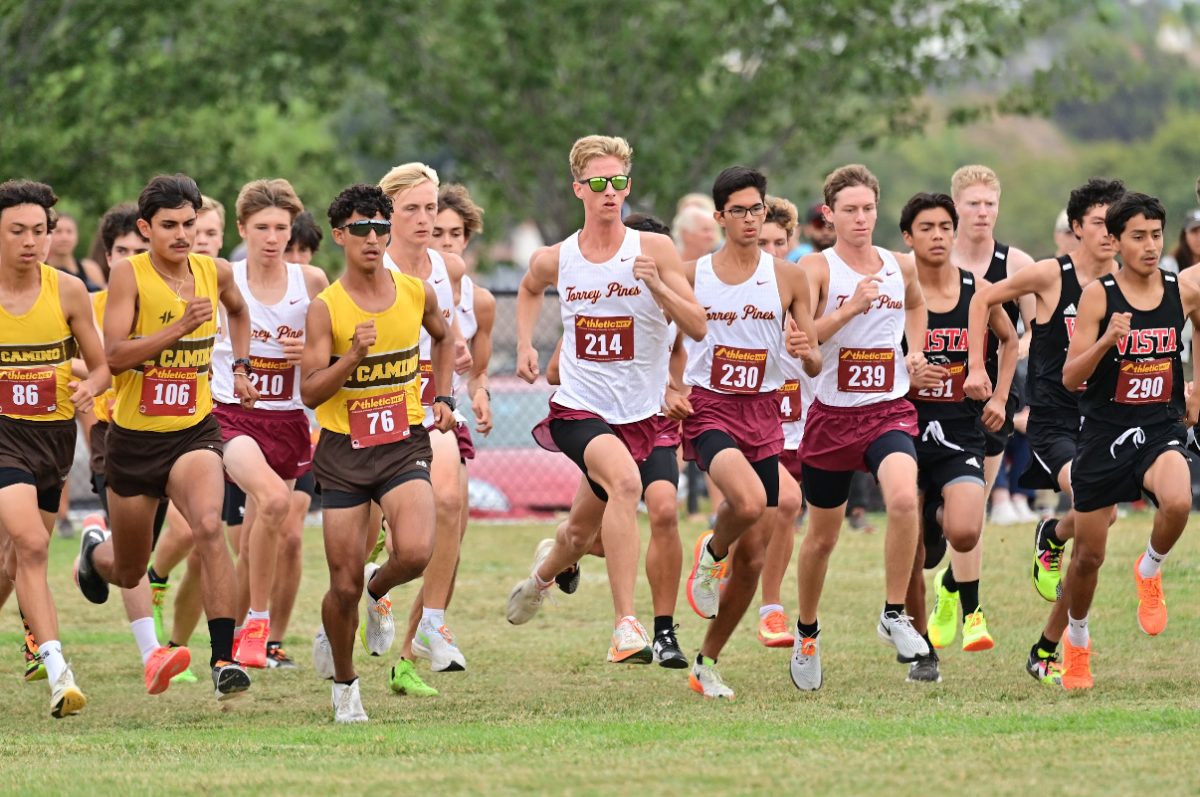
top-left (688, 657), bottom-right (735, 699)
top-left (989, 500), bottom-right (1020, 526)
top-left (686, 532), bottom-right (724, 619)
top-left (313, 627), bottom-right (335, 680)
top-left (506, 539), bottom-right (555, 625)
top-left (789, 633), bottom-right (823, 691)
top-left (360, 563), bottom-right (395, 656)
top-left (332, 679), bottom-right (368, 723)
top-left (1012, 497), bottom-right (1038, 523)
top-left (607, 616), bottom-right (653, 664)
top-left (414, 620), bottom-right (467, 672)
top-left (877, 611), bottom-right (930, 661)
top-left (50, 666), bottom-right (86, 718)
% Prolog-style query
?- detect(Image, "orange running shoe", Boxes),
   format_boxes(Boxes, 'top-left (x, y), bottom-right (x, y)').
top-left (144, 645), bottom-right (191, 695)
top-left (1060, 635), bottom-right (1093, 690)
top-left (1134, 555), bottom-right (1167, 636)
top-left (757, 609), bottom-right (795, 648)
top-left (237, 618), bottom-right (270, 668)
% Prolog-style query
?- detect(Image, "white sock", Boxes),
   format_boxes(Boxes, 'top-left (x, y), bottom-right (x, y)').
top-left (421, 607), bottom-right (445, 629)
top-left (759, 604), bottom-right (784, 619)
top-left (131, 617), bottom-right (159, 664)
top-left (1139, 543), bottom-right (1166, 578)
top-left (39, 640), bottom-right (67, 684)
top-left (1067, 612), bottom-right (1090, 648)
top-left (247, 609), bottom-right (270, 622)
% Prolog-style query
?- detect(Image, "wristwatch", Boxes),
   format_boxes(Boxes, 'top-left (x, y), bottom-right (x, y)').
top-left (233, 357), bottom-right (253, 377)
top-left (433, 394), bottom-right (457, 412)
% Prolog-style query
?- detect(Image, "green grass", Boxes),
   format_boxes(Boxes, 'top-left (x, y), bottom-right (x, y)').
top-left (1, 510), bottom-right (1198, 796)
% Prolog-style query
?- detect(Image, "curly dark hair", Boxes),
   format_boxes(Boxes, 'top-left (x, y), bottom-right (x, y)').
top-left (328, 184), bottom-right (393, 230)
top-left (1066, 178), bottom-right (1125, 233)
top-left (0, 179), bottom-right (58, 226)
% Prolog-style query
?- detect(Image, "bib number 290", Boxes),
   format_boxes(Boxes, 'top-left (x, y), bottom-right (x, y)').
top-left (1116, 358), bottom-right (1172, 405)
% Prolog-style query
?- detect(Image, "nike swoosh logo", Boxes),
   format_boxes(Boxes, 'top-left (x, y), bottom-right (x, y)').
top-left (898, 422), bottom-right (911, 427)
top-left (434, 278), bottom-right (445, 284)
top-left (756, 280), bottom-right (768, 285)
top-left (621, 257), bottom-right (634, 262)
top-left (289, 298), bottom-right (303, 304)
top-left (885, 270), bottom-right (896, 276)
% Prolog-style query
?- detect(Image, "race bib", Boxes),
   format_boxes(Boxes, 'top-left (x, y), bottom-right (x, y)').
top-left (575, 315), bottom-right (634, 362)
top-left (1115, 358), bottom-right (1172, 405)
top-left (0, 367), bottom-right (56, 415)
top-left (778, 379), bottom-right (802, 421)
top-left (139, 365), bottom-right (197, 416)
top-left (247, 356), bottom-right (296, 401)
top-left (711, 346), bottom-right (767, 394)
top-left (347, 390), bottom-right (411, 449)
top-left (912, 361), bottom-right (965, 403)
top-left (837, 348), bottom-right (895, 393)
top-left (418, 359), bottom-right (436, 407)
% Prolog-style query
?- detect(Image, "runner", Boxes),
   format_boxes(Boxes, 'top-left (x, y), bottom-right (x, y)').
top-left (301, 182), bottom-right (454, 722)
top-left (506, 135), bottom-right (706, 670)
top-left (0, 180), bottom-right (110, 716)
top-left (896, 192), bottom-right (1017, 682)
top-left (967, 178), bottom-right (1125, 685)
top-left (791, 164), bottom-right (937, 691)
top-left (1057, 192), bottom-right (1197, 689)
top-left (675, 167), bottom-right (821, 698)
top-left (73, 173), bottom-right (257, 701)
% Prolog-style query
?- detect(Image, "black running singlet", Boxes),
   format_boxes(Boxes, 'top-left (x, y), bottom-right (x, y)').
top-left (983, 242), bottom-right (1016, 382)
top-left (1027, 256), bottom-right (1084, 413)
top-left (1080, 271), bottom-right (1184, 427)
top-left (909, 269), bottom-right (976, 424)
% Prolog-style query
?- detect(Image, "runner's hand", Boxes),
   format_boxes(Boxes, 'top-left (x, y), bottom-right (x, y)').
top-left (178, 297), bottom-right (213, 334)
top-left (517, 344), bottom-right (539, 383)
top-left (234, 372), bottom-right (259, 409)
top-left (280, 335), bottom-right (305, 366)
top-left (432, 400), bottom-right (455, 432)
top-left (633, 255), bottom-right (662, 292)
top-left (473, 388), bottom-right (493, 436)
top-left (785, 318), bottom-right (811, 360)
top-left (454, 339), bottom-right (473, 375)
top-left (68, 379), bottom-right (95, 413)
top-left (1103, 312), bottom-right (1132, 346)
top-left (908, 354), bottom-right (948, 391)
top-left (964, 368), bottom-right (993, 401)
top-left (847, 275), bottom-right (882, 314)
top-left (351, 321), bottom-right (376, 359)
top-left (981, 395), bottom-right (1005, 432)
top-left (665, 385), bottom-right (693, 420)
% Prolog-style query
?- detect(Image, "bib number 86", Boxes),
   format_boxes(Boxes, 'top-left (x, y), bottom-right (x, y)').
top-left (10, 384), bottom-right (39, 406)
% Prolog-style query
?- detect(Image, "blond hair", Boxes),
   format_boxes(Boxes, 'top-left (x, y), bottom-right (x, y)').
top-left (438, 184), bottom-right (485, 238)
top-left (569, 135), bottom-right (633, 180)
top-left (951, 165), bottom-right (1001, 200)
top-left (379, 162), bottom-right (439, 198)
top-left (764, 195), bottom-right (798, 234)
top-left (235, 178), bottom-right (303, 224)
top-left (199, 195), bottom-right (225, 226)
top-left (676, 192), bottom-right (715, 214)
top-left (823, 164), bottom-right (879, 208)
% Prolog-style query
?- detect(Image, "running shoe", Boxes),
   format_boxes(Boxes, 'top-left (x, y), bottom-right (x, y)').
top-left (313, 628), bottom-right (335, 680)
top-left (961, 608), bottom-right (995, 652)
top-left (652, 625), bottom-right (688, 669)
top-left (607, 616), bottom-right (653, 664)
top-left (1134, 555), bottom-right (1167, 636)
top-left (686, 532), bottom-right (725, 619)
top-left (414, 621), bottom-right (467, 672)
top-left (73, 516), bottom-right (110, 605)
top-left (877, 610), bottom-right (930, 662)
top-left (22, 625), bottom-right (45, 682)
top-left (388, 658), bottom-right (438, 697)
top-left (688, 656), bottom-right (734, 699)
top-left (506, 539), bottom-right (554, 625)
top-left (555, 563), bottom-right (581, 595)
top-left (332, 679), bottom-right (368, 723)
top-left (368, 525), bottom-right (387, 565)
top-left (149, 573), bottom-right (169, 643)
top-left (757, 609), bottom-right (796, 648)
top-left (171, 664), bottom-right (198, 684)
top-left (789, 634), bottom-right (822, 691)
top-left (237, 618), bottom-right (270, 669)
top-left (50, 667), bottom-right (86, 718)
top-left (144, 645), bottom-right (191, 695)
top-left (927, 567), bottom-right (959, 649)
top-left (1025, 645), bottom-right (1064, 687)
top-left (359, 563), bottom-right (395, 656)
top-left (906, 651), bottom-right (942, 683)
top-left (1060, 635), bottom-right (1093, 690)
top-left (212, 660), bottom-right (251, 701)
top-left (1032, 518), bottom-right (1065, 602)
top-left (266, 642), bottom-right (297, 669)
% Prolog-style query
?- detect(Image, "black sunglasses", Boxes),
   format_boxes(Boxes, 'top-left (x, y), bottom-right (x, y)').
top-left (339, 220), bottom-right (391, 237)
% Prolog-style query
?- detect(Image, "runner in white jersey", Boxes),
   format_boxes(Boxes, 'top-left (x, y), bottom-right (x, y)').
top-left (671, 167), bottom-right (820, 699)
top-left (207, 180), bottom-right (328, 669)
top-left (374, 163), bottom-right (473, 695)
top-left (790, 164), bottom-right (941, 691)
top-left (507, 135), bottom-right (706, 668)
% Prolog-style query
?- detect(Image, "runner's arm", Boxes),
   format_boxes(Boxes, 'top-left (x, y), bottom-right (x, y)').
top-left (901, 254), bottom-right (929, 370)
top-left (303, 264), bottom-right (331, 299)
top-left (780, 260), bottom-right (822, 376)
top-left (516, 246), bottom-right (557, 382)
top-left (468, 285), bottom-right (495, 402)
top-left (1062, 281), bottom-right (1112, 391)
top-left (985, 278), bottom-right (1018, 403)
top-left (1178, 272), bottom-right (1200, 425)
top-left (103, 259), bottom-right (189, 374)
top-left (545, 338), bottom-right (563, 386)
top-left (424, 280), bottom-right (456, 432)
top-left (641, 234), bottom-right (706, 341)
top-left (60, 272), bottom-right (110, 406)
top-left (968, 258), bottom-right (1054, 382)
top-left (300, 298), bottom-right (356, 409)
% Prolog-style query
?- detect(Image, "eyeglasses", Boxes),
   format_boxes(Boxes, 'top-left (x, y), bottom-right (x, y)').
top-left (578, 175), bottom-right (630, 192)
top-left (721, 204), bottom-right (766, 219)
top-left (339, 220), bottom-right (391, 237)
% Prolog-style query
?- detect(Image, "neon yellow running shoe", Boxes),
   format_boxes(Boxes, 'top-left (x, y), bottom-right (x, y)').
top-left (1032, 518), bottom-right (1065, 602)
top-left (961, 608), bottom-right (995, 652)
top-left (368, 525), bottom-right (387, 564)
top-left (1025, 645), bottom-right (1064, 687)
top-left (927, 567), bottom-right (959, 649)
top-left (171, 665), bottom-right (199, 684)
top-left (149, 576), bottom-right (170, 643)
top-left (388, 658), bottom-right (438, 697)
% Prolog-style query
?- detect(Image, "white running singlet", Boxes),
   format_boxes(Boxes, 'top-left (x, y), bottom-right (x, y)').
top-left (552, 227), bottom-right (670, 424)
top-left (385, 249), bottom-right (456, 424)
top-left (812, 246), bottom-right (909, 408)
top-left (211, 260), bottom-right (308, 410)
top-left (684, 251), bottom-right (785, 394)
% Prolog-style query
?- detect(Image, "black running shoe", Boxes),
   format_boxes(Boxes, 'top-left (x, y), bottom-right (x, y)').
top-left (906, 650), bottom-right (942, 683)
top-left (555, 563), bottom-right (581, 594)
top-left (212, 660), bottom-right (251, 701)
top-left (265, 642), bottom-right (297, 669)
top-left (74, 526), bottom-right (109, 605)
top-left (652, 625), bottom-right (688, 669)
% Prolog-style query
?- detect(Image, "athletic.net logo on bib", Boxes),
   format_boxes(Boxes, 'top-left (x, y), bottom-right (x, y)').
top-left (838, 347), bottom-right (895, 393)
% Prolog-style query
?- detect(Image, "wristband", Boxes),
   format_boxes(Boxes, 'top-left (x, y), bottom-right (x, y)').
top-left (233, 357), bottom-right (252, 376)
top-left (433, 395), bottom-right (457, 412)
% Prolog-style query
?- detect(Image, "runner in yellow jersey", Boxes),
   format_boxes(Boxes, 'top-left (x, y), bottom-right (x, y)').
top-left (74, 174), bottom-right (259, 701)
top-left (301, 183), bottom-right (454, 723)
top-left (0, 180), bottom-right (110, 718)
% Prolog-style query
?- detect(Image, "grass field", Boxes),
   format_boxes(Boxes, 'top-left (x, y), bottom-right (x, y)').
top-left (1, 509), bottom-right (1198, 796)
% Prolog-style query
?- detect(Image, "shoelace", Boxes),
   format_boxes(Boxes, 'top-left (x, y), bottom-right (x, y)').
top-left (799, 638), bottom-right (817, 657)
top-left (373, 596), bottom-right (393, 616)
top-left (1039, 546), bottom-right (1063, 573)
top-left (1138, 574), bottom-right (1164, 607)
top-left (267, 646), bottom-right (289, 660)
top-left (763, 612), bottom-right (788, 634)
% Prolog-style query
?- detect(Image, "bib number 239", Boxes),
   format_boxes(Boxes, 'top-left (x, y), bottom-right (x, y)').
top-left (838, 348), bottom-right (895, 393)
top-left (348, 390), bottom-right (411, 449)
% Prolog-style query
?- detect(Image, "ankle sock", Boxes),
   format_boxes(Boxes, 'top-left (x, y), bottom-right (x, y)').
top-left (131, 617), bottom-right (159, 664)
top-left (957, 580), bottom-right (980, 616)
top-left (1139, 542), bottom-right (1166, 578)
top-left (759, 603), bottom-right (784, 619)
top-left (653, 615), bottom-right (674, 636)
top-left (208, 617), bottom-right (235, 666)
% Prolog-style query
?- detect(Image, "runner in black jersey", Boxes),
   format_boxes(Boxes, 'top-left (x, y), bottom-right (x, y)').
top-left (967, 178), bottom-right (1126, 685)
top-left (895, 194), bottom-right (1017, 683)
top-left (1057, 193), bottom-right (1200, 689)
